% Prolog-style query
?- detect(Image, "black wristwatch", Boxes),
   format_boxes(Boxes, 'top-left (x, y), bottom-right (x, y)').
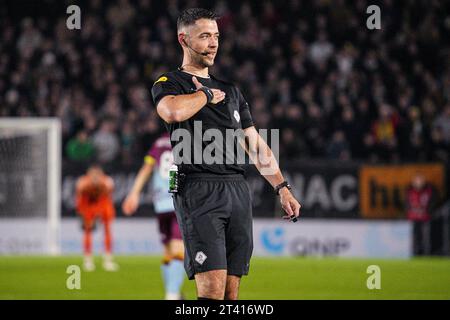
top-left (275, 181), bottom-right (292, 195)
top-left (197, 86), bottom-right (214, 104)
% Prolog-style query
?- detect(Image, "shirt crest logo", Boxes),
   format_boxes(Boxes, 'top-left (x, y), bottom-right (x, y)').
top-left (234, 110), bottom-right (240, 123)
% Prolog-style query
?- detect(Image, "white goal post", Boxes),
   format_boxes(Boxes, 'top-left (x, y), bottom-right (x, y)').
top-left (0, 118), bottom-right (61, 255)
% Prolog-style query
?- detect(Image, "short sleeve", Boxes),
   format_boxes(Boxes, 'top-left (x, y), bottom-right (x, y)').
top-left (151, 74), bottom-right (182, 107)
top-left (238, 90), bottom-right (254, 129)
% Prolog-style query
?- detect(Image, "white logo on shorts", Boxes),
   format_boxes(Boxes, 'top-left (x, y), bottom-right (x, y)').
top-left (234, 110), bottom-right (240, 123)
top-left (195, 251), bottom-right (207, 265)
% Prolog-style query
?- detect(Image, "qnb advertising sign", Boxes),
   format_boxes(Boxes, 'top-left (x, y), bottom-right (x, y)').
top-left (0, 218), bottom-right (412, 257)
top-left (254, 219), bottom-right (412, 258)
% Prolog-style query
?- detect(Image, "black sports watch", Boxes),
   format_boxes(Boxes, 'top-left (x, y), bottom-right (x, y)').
top-left (275, 181), bottom-right (292, 195)
top-left (197, 86), bottom-right (214, 104)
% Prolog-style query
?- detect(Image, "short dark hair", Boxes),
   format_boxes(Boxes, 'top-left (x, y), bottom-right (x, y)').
top-left (177, 8), bottom-right (218, 32)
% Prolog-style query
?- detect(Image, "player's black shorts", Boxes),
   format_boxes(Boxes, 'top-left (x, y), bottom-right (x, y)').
top-left (173, 173), bottom-right (253, 280)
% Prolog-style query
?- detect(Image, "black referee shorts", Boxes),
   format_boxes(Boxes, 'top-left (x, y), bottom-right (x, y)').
top-left (173, 173), bottom-right (253, 280)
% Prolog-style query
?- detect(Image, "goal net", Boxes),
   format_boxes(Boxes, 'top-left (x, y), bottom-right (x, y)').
top-left (0, 118), bottom-right (61, 255)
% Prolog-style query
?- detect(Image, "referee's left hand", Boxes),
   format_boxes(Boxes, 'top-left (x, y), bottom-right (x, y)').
top-left (279, 188), bottom-right (301, 220)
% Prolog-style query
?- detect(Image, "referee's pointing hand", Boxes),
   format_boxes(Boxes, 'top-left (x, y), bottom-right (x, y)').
top-left (192, 76), bottom-right (226, 104)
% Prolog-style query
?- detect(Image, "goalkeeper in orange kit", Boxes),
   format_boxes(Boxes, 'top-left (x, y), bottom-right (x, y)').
top-left (76, 164), bottom-right (119, 271)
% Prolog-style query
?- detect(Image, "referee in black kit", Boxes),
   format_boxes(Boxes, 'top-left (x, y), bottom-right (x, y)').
top-left (151, 8), bottom-right (301, 300)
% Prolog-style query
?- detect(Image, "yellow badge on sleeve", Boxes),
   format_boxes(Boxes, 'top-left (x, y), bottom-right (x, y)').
top-left (154, 76), bottom-right (168, 85)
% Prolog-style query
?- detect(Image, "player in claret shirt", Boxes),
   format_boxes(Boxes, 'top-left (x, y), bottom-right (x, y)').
top-left (122, 133), bottom-right (185, 300)
top-left (76, 164), bottom-right (119, 272)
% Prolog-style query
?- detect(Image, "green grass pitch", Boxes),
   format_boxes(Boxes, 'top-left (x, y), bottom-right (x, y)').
top-left (0, 256), bottom-right (449, 300)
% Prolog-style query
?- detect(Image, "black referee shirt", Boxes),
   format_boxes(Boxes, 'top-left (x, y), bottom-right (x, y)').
top-left (151, 69), bottom-right (254, 175)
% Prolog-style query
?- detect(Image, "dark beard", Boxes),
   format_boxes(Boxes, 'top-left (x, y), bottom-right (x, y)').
top-left (194, 55), bottom-right (213, 68)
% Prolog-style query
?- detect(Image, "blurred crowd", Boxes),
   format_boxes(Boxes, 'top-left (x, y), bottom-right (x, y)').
top-left (1, 0), bottom-right (449, 166)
